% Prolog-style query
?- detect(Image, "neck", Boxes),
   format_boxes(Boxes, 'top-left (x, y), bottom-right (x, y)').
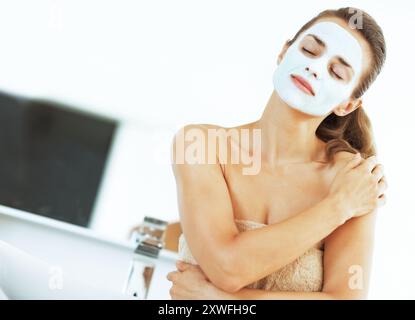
top-left (254, 90), bottom-right (327, 166)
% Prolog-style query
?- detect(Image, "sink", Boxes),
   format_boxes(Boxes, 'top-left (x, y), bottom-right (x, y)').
top-left (0, 206), bottom-right (178, 299)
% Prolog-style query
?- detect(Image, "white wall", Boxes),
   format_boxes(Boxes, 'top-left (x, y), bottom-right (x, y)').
top-left (0, 0), bottom-right (413, 299)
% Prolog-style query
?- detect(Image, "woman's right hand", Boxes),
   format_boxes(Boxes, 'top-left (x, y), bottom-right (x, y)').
top-left (328, 153), bottom-right (387, 221)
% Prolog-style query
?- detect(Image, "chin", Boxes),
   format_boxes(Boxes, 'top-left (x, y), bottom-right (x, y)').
top-left (285, 103), bottom-right (321, 118)
top-left (296, 109), bottom-right (321, 118)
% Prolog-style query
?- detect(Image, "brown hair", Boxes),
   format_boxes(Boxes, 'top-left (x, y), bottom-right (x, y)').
top-left (287, 7), bottom-right (386, 160)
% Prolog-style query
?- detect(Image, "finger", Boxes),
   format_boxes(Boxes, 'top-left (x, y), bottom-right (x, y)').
top-left (166, 271), bottom-right (180, 282)
top-left (377, 178), bottom-right (388, 196)
top-left (377, 194), bottom-right (386, 207)
top-left (372, 164), bottom-right (384, 181)
top-left (344, 152), bottom-right (362, 170)
top-left (361, 155), bottom-right (378, 173)
top-left (176, 260), bottom-right (193, 271)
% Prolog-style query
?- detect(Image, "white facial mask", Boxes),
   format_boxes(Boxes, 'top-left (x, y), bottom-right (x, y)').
top-left (273, 22), bottom-right (363, 116)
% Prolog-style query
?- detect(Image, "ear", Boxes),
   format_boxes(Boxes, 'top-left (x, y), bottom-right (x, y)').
top-left (332, 98), bottom-right (362, 117)
top-left (277, 39), bottom-right (291, 65)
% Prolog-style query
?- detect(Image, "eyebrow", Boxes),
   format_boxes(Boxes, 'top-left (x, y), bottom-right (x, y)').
top-left (307, 34), bottom-right (326, 47)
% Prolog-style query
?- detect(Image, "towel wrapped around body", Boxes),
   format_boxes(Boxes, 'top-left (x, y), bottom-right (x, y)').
top-left (177, 219), bottom-right (324, 292)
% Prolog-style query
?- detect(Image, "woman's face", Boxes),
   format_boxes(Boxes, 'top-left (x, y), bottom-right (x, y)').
top-left (273, 19), bottom-right (370, 117)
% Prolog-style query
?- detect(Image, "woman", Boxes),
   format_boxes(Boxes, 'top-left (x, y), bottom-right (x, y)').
top-left (167, 7), bottom-right (387, 299)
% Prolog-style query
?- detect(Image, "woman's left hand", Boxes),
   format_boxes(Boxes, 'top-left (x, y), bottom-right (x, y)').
top-left (166, 261), bottom-right (229, 300)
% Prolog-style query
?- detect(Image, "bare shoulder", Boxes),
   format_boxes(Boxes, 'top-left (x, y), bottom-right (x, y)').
top-left (171, 123), bottom-right (228, 148)
top-left (171, 123), bottom-right (230, 177)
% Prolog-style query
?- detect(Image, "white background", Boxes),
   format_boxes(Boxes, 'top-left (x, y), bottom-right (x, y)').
top-left (0, 0), bottom-right (413, 299)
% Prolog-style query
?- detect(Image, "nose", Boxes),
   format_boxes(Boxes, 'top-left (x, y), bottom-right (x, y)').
top-left (305, 66), bottom-right (318, 79)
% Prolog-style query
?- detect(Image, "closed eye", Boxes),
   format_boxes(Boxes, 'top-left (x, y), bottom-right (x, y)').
top-left (330, 66), bottom-right (343, 80)
top-left (302, 47), bottom-right (316, 56)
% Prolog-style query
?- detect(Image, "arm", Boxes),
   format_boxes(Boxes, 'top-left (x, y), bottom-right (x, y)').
top-left (219, 211), bottom-right (377, 299)
top-left (172, 125), bottom-right (373, 293)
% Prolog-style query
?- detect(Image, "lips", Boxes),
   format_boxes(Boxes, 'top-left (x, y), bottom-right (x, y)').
top-left (290, 74), bottom-right (315, 96)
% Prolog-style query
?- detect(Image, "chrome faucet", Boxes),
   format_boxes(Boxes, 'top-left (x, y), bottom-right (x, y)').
top-left (123, 216), bottom-right (168, 299)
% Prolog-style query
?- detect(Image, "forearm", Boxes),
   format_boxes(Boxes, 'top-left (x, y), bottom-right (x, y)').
top-left (224, 196), bottom-right (347, 290)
